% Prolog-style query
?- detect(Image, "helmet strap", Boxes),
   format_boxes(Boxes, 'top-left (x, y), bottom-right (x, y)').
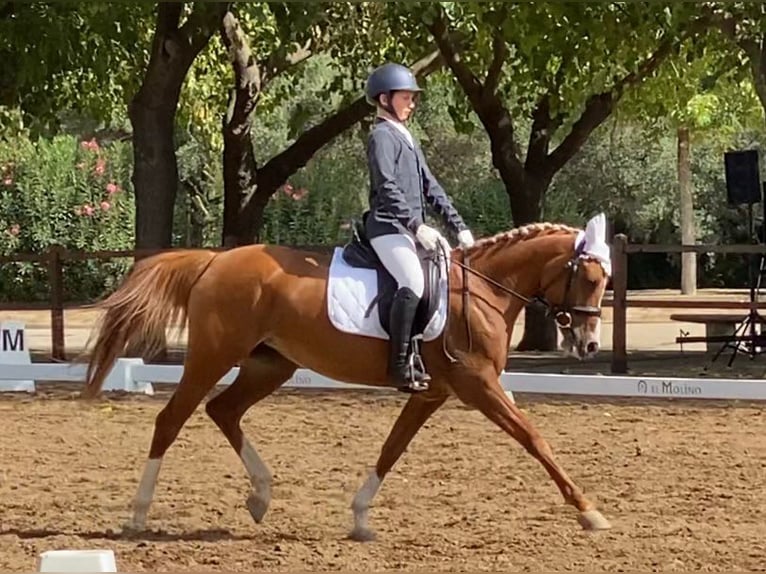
top-left (380, 91), bottom-right (407, 123)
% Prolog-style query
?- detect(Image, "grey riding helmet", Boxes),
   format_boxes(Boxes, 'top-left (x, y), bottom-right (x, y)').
top-left (365, 63), bottom-right (422, 106)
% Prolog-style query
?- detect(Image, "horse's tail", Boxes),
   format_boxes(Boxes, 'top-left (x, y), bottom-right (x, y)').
top-left (79, 249), bottom-right (218, 398)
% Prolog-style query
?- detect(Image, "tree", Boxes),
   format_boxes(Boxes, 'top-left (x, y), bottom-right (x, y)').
top-left (218, 2), bottom-right (444, 246)
top-left (0, 1), bottom-right (154, 135)
top-left (710, 3), bottom-right (766, 118)
top-left (408, 2), bottom-right (711, 350)
top-left (616, 33), bottom-right (761, 294)
top-left (0, 1), bottom-right (234, 251)
top-left (129, 2), bottom-right (229, 251)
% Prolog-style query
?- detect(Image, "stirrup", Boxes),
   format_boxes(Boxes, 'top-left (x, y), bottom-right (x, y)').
top-left (400, 338), bottom-right (430, 393)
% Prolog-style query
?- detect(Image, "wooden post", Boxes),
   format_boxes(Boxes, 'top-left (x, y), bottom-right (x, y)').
top-left (48, 245), bottom-right (65, 360)
top-left (611, 234), bottom-right (628, 374)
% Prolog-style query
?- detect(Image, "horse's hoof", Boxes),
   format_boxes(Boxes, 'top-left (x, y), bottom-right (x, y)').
top-left (348, 526), bottom-right (377, 542)
top-left (578, 509), bottom-right (612, 531)
top-left (246, 493), bottom-right (269, 524)
top-left (121, 520), bottom-right (145, 537)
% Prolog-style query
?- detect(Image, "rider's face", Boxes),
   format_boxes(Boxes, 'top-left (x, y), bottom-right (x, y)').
top-left (382, 90), bottom-right (418, 122)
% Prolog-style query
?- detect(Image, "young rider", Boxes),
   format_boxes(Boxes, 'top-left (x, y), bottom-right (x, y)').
top-left (363, 62), bottom-right (475, 393)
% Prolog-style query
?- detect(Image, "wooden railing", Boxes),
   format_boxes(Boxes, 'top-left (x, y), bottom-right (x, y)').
top-left (2, 239), bottom-right (766, 371)
top-left (0, 244), bottom-right (333, 360)
top-left (609, 234), bottom-right (766, 373)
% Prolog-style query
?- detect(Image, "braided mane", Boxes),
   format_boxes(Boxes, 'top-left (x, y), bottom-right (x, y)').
top-left (457, 222), bottom-right (581, 257)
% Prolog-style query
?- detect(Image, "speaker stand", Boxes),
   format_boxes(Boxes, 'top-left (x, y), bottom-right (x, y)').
top-left (711, 202), bottom-right (766, 366)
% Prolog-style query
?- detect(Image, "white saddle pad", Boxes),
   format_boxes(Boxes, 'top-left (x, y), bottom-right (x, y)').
top-left (326, 247), bottom-right (449, 341)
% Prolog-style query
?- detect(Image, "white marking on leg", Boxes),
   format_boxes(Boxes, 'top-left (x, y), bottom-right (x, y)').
top-left (241, 439), bottom-right (271, 523)
top-left (350, 470), bottom-right (381, 539)
top-left (129, 457), bottom-right (162, 530)
top-left (592, 317), bottom-right (602, 343)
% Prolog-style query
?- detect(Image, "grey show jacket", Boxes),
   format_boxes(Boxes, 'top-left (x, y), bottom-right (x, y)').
top-left (364, 118), bottom-right (467, 241)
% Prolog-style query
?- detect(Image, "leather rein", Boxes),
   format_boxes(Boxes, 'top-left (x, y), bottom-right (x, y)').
top-left (436, 241), bottom-right (602, 363)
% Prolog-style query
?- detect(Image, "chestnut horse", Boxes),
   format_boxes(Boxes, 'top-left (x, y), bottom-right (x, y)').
top-left (81, 218), bottom-right (613, 541)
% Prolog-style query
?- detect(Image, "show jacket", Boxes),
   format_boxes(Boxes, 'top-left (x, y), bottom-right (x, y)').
top-left (364, 117), bottom-right (467, 240)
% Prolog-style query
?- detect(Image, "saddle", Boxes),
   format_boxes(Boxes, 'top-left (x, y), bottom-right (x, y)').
top-left (340, 214), bottom-right (445, 338)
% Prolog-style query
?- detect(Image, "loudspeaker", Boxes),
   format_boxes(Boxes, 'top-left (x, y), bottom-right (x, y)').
top-left (725, 149), bottom-right (761, 206)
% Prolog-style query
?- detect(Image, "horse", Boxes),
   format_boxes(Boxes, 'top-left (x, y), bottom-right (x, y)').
top-left (80, 214), bottom-right (613, 541)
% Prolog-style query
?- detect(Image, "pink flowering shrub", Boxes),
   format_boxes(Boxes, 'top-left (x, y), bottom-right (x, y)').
top-left (0, 134), bottom-right (135, 301)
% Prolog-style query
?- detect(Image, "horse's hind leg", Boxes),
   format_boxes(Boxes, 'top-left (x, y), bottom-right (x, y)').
top-left (205, 345), bottom-right (297, 525)
top-left (349, 389), bottom-right (448, 542)
top-left (126, 339), bottom-right (251, 532)
top-left (452, 368), bottom-right (612, 531)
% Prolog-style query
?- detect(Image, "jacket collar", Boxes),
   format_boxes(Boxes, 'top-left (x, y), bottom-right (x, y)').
top-left (375, 117), bottom-right (415, 150)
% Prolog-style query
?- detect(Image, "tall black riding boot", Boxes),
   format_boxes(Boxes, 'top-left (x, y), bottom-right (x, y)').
top-left (388, 287), bottom-right (431, 393)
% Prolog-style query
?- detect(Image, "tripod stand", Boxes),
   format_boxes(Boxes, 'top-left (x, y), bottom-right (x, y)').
top-left (711, 201), bottom-right (766, 366)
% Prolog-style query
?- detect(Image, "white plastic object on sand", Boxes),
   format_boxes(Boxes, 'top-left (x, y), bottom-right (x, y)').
top-left (37, 549), bottom-right (117, 572)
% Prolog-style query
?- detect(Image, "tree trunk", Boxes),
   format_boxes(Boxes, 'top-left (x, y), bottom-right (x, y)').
top-left (129, 96), bottom-right (179, 250)
top-left (127, 2), bottom-right (227, 362)
top-left (220, 10), bottom-right (261, 247)
top-left (677, 125), bottom-right (696, 295)
top-left (426, 7), bottom-right (706, 352)
top-left (219, 22), bottom-right (443, 246)
top-left (498, 165), bottom-right (558, 352)
top-left (130, 2), bottom-right (227, 251)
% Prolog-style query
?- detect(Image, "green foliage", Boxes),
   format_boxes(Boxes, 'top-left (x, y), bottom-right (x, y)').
top-left (260, 133), bottom-right (367, 246)
top-left (174, 131), bottom-right (224, 247)
top-left (415, 2), bottom-right (705, 131)
top-left (0, 1), bottom-right (155, 135)
top-left (618, 27), bottom-right (762, 142)
top-left (0, 134), bottom-right (135, 302)
top-left (546, 117), bottom-right (764, 289)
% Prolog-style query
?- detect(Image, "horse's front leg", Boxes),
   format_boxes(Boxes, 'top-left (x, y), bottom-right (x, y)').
top-left (349, 390), bottom-right (448, 542)
top-left (451, 366), bottom-right (612, 531)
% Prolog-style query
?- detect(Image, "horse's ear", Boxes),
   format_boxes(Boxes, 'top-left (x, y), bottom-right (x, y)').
top-left (585, 213), bottom-right (607, 245)
top-left (581, 213), bottom-right (611, 277)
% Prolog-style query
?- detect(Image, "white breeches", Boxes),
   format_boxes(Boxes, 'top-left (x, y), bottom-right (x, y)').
top-left (369, 233), bottom-right (425, 298)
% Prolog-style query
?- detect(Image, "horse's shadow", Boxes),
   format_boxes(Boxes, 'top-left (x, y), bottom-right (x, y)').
top-left (1, 526), bottom-right (257, 543)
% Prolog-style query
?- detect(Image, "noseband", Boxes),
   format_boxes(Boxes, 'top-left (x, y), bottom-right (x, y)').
top-left (440, 240), bottom-right (602, 361)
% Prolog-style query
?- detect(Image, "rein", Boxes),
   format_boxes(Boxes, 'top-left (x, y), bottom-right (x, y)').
top-left (438, 241), bottom-right (602, 363)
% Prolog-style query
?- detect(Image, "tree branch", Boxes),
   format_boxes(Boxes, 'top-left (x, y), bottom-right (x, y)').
top-left (155, 2), bottom-right (183, 60)
top-left (526, 95), bottom-right (555, 168)
top-left (260, 39), bottom-right (314, 87)
top-left (221, 10), bottom-right (261, 120)
top-left (257, 97), bottom-right (371, 189)
top-left (547, 13), bottom-right (713, 176)
top-left (715, 13), bottom-right (766, 109)
top-left (426, 7), bottom-right (524, 171)
top-left (179, 1), bottom-right (230, 56)
top-left (613, 14), bottom-right (712, 99)
top-left (257, 49), bottom-right (444, 189)
top-left (547, 93), bottom-right (616, 175)
top-left (426, 9), bottom-right (484, 109)
top-left (484, 32), bottom-right (507, 94)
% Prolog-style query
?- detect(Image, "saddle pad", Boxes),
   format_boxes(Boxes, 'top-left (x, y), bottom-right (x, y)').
top-left (326, 247), bottom-right (449, 342)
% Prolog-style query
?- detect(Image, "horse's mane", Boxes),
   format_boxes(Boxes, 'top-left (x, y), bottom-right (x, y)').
top-left (458, 221), bottom-right (581, 258)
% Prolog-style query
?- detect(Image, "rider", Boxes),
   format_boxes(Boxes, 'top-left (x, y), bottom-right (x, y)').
top-left (363, 62), bottom-right (475, 393)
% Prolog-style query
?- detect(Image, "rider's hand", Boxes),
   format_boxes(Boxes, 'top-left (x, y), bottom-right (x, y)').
top-left (458, 229), bottom-right (475, 249)
top-left (415, 224), bottom-right (443, 251)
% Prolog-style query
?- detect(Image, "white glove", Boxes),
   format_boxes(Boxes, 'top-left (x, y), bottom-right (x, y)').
top-left (458, 229), bottom-right (475, 249)
top-left (415, 224), bottom-right (445, 251)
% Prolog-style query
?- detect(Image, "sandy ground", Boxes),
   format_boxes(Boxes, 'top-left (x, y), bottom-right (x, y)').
top-left (0, 386), bottom-right (765, 572)
top-left (1, 289), bottom-right (766, 571)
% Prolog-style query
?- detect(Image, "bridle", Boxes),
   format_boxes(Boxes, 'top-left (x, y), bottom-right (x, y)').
top-left (436, 239), bottom-right (603, 362)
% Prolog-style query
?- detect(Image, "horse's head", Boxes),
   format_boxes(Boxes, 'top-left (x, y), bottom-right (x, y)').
top-left (537, 213), bottom-right (611, 360)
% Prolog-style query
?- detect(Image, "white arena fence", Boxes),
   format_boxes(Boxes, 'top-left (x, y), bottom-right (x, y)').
top-left (2, 321), bottom-right (766, 401)
top-left (4, 358), bottom-right (766, 401)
